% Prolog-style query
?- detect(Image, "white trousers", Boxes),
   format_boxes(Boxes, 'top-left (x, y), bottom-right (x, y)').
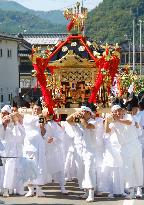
top-left (100, 167), bottom-right (124, 194)
top-left (75, 148), bottom-right (96, 189)
top-left (139, 131), bottom-right (144, 186)
top-left (3, 159), bottom-right (16, 189)
top-left (64, 150), bottom-right (76, 180)
top-left (122, 143), bottom-right (143, 188)
top-left (0, 166), bottom-right (4, 188)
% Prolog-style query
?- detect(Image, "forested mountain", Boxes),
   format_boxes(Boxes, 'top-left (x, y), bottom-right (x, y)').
top-left (35, 10), bottom-right (68, 25)
top-left (0, 1), bottom-right (68, 25)
top-left (86, 0), bottom-right (144, 43)
top-left (0, 9), bottom-right (66, 33)
top-left (0, 0), bottom-right (67, 33)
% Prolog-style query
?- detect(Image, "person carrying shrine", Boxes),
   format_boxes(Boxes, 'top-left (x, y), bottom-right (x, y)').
top-left (66, 106), bottom-right (96, 202)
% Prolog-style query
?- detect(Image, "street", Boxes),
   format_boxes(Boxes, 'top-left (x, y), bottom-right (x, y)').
top-left (0, 181), bottom-right (143, 205)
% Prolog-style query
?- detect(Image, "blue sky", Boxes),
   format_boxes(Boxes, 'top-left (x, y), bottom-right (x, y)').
top-left (12, 0), bottom-right (102, 11)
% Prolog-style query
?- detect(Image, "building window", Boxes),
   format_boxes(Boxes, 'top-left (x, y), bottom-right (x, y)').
top-left (136, 53), bottom-right (140, 63)
top-left (0, 49), bottom-right (2, 57)
top-left (121, 54), bottom-right (125, 64)
top-left (125, 53), bottom-right (129, 64)
top-left (7, 49), bottom-right (12, 58)
top-left (0, 95), bottom-right (3, 103)
top-left (142, 53), bottom-right (144, 63)
top-left (8, 93), bottom-right (12, 102)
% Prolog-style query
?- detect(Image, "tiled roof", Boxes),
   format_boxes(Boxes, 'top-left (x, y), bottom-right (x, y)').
top-left (0, 33), bottom-right (20, 41)
top-left (21, 33), bottom-right (68, 45)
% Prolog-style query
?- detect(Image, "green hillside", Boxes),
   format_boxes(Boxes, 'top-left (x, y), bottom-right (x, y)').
top-left (0, 9), bottom-right (66, 33)
top-left (35, 10), bottom-right (68, 25)
top-left (86, 0), bottom-right (144, 43)
top-left (0, 0), bottom-right (67, 26)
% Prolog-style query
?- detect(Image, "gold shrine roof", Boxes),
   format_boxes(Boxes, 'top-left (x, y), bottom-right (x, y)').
top-left (49, 50), bottom-right (96, 68)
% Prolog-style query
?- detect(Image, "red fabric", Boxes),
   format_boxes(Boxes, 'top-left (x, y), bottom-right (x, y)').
top-left (67, 19), bottom-right (75, 31)
top-left (33, 59), bottom-right (54, 114)
top-left (89, 72), bottom-right (104, 103)
top-left (34, 80), bottom-right (38, 92)
top-left (88, 53), bottom-right (119, 103)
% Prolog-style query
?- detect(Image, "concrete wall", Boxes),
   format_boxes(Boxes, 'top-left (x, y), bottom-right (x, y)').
top-left (0, 38), bottom-right (19, 108)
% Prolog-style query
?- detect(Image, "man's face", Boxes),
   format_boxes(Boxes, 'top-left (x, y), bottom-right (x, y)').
top-left (132, 107), bottom-right (138, 115)
top-left (33, 105), bottom-right (42, 116)
top-left (82, 110), bottom-right (91, 120)
top-left (11, 107), bottom-right (18, 113)
top-left (112, 108), bottom-right (122, 119)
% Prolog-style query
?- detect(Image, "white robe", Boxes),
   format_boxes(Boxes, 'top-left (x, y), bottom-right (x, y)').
top-left (137, 111), bottom-right (144, 150)
top-left (0, 121), bottom-right (25, 190)
top-left (70, 118), bottom-right (96, 189)
top-left (110, 114), bottom-right (143, 188)
top-left (23, 114), bottom-right (47, 185)
top-left (61, 121), bottom-right (76, 181)
top-left (135, 111), bottom-right (144, 186)
top-left (101, 131), bottom-right (124, 194)
top-left (89, 118), bottom-right (105, 166)
top-left (44, 121), bottom-right (65, 182)
top-left (88, 117), bottom-right (105, 192)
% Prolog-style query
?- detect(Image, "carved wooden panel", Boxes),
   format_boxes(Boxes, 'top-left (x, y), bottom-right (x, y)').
top-left (61, 69), bottom-right (93, 82)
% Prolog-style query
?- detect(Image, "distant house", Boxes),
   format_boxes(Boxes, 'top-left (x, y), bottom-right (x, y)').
top-left (120, 40), bottom-right (144, 73)
top-left (0, 33), bottom-right (21, 108)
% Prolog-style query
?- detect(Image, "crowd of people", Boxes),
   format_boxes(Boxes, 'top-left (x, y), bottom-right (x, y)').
top-left (0, 91), bottom-right (144, 202)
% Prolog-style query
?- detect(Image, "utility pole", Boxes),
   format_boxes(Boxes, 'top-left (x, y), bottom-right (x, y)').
top-left (124, 34), bottom-right (131, 67)
top-left (139, 20), bottom-right (142, 77)
top-left (82, 0), bottom-right (84, 7)
top-left (128, 40), bottom-right (131, 67)
top-left (133, 18), bottom-right (135, 72)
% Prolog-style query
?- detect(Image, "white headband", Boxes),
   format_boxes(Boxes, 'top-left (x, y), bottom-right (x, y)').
top-left (1, 105), bottom-right (11, 113)
top-left (111, 105), bottom-right (121, 112)
top-left (81, 106), bottom-right (94, 115)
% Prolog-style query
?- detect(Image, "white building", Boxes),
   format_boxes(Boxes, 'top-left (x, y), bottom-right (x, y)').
top-left (0, 34), bottom-right (20, 108)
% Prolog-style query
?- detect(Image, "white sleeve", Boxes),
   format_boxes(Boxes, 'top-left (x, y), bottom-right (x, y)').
top-left (12, 123), bottom-right (25, 143)
top-left (88, 119), bottom-right (97, 129)
top-left (43, 123), bottom-right (53, 140)
top-left (44, 123), bottom-right (62, 145)
top-left (124, 114), bottom-right (133, 121)
top-left (0, 122), bottom-right (5, 140)
top-left (109, 122), bottom-right (114, 130)
top-left (62, 121), bottom-right (75, 139)
top-left (52, 122), bottom-right (64, 142)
